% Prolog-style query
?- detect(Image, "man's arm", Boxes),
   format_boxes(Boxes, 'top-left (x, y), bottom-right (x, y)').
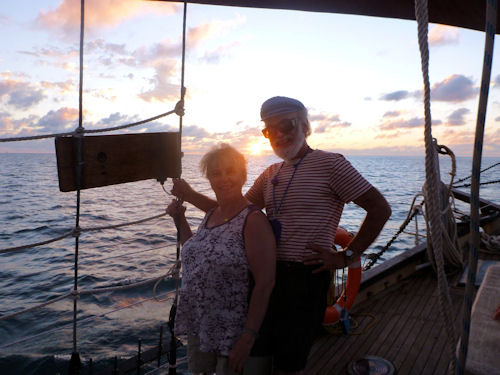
top-left (171, 178), bottom-right (217, 212)
top-left (346, 186), bottom-right (392, 259)
top-left (304, 186), bottom-right (391, 271)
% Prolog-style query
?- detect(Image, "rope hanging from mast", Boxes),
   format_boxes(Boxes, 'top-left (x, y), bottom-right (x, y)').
top-left (414, 0), bottom-right (457, 374)
top-left (168, 2), bottom-right (188, 374)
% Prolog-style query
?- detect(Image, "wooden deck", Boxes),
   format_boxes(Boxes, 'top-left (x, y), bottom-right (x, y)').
top-left (306, 269), bottom-right (466, 374)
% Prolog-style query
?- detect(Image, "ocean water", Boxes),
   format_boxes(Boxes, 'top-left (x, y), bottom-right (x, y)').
top-left (0, 152), bottom-right (498, 374)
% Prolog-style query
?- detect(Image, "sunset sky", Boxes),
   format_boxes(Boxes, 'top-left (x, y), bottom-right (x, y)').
top-left (1, 0), bottom-right (500, 157)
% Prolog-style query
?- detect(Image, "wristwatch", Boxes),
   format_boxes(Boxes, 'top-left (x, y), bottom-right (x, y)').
top-left (343, 248), bottom-right (356, 266)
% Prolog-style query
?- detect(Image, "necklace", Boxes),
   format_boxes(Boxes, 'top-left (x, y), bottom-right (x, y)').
top-left (272, 147), bottom-right (310, 215)
top-left (268, 147), bottom-right (310, 245)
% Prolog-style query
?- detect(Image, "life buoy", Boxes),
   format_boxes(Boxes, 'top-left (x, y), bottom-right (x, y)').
top-left (323, 227), bottom-right (362, 325)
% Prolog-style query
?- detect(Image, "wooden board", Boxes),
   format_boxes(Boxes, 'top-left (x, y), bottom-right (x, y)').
top-left (55, 132), bottom-right (181, 192)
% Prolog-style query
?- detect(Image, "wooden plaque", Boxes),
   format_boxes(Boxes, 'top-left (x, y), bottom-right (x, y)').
top-left (55, 132), bottom-right (181, 192)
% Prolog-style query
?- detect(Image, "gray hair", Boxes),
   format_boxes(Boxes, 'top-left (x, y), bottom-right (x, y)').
top-left (200, 143), bottom-right (247, 183)
top-left (297, 108), bottom-right (311, 137)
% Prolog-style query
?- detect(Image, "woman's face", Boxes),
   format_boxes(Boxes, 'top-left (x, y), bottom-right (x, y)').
top-left (207, 158), bottom-right (246, 200)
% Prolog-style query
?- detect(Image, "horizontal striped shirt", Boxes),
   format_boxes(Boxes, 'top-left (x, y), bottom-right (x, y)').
top-left (246, 149), bottom-right (372, 262)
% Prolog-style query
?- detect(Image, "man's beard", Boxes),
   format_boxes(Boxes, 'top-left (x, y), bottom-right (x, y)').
top-left (273, 130), bottom-right (306, 163)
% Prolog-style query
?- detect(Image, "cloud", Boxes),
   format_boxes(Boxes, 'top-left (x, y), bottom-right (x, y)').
top-left (139, 61), bottom-right (180, 102)
top-left (0, 76), bottom-right (46, 109)
top-left (380, 90), bottom-right (409, 101)
top-left (0, 112), bottom-right (40, 137)
top-left (36, 0), bottom-right (178, 39)
top-left (309, 113), bottom-right (351, 133)
top-left (429, 25), bottom-right (460, 46)
top-left (183, 125), bottom-right (211, 139)
top-left (37, 107), bottom-right (79, 132)
top-left (379, 117), bottom-right (442, 131)
top-left (431, 74), bottom-right (476, 102)
top-left (379, 90), bottom-right (420, 101)
top-left (447, 108), bottom-right (470, 126)
top-left (187, 16), bottom-right (245, 47)
top-left (383, 111), bottom-right (400, 118)
top-left (200, 41), bottom-right (241, 64)
top-left (494, 74), bottom-right (500, 88)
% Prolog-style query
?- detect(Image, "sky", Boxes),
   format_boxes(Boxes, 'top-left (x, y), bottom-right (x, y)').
top-left (1, 0), bottom-right (500, 157)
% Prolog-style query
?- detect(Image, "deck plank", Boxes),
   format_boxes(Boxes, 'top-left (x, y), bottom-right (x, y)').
top-left (387, 275), bottom-right (438, 370)
top-left (306, 282), bottom-right (396, 374)
top-left (324, 283), bottom-right (408, 374)
top-left (306, 277), bottom-right (401, 373)
top-left (400, 276), bottom-right (443, 374)
top-left (304, 269), bottom-right (468, 374)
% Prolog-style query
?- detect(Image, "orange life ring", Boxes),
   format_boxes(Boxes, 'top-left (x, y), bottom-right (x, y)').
top-left (323, 227), bottom-right (362, 325)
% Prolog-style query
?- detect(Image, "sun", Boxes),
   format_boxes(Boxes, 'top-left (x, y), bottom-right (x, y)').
top-left (247, 140), bottom-right (266, 155)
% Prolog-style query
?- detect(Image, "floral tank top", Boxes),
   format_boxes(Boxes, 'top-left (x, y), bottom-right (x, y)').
top-left (175, 205), bottom-right (256, 355)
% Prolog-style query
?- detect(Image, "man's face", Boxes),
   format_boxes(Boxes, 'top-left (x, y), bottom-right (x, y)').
top-left (262, 112), bottom-right (306, 161)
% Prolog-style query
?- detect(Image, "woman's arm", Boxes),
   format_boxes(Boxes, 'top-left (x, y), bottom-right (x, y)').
top-left (229, 210), bottom-right (276, 373)
top-left (171, 178), bottom-right (218, 213)
top-left (166, 199), bottom-right (193, 245)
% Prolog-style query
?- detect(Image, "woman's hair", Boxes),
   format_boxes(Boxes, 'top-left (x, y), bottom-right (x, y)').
top-left (200, 143), bottom-right (247, 183)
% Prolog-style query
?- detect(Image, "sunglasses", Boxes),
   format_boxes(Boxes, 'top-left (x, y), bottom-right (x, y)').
top-left (262, 118), bottom-right (298, 138)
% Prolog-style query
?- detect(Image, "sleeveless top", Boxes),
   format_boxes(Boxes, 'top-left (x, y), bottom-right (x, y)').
top-left (175, 205), bottom-right (256, 355)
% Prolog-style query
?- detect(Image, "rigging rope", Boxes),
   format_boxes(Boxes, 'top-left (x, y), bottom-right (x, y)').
top-left (0, 108), bottom-right (179, 143)
top-left (0, 262), bottom-right (179, 323)
top-left (0, 212), bottom-right (167, 255)
top-left (168, 3), bottom-right (188, 373)
top-left (414, 1), bottom-right (457, 374)
top-left (0, 289), bottom-right (175, 351)
top-left (364, 195), bottom-right (423, 270)
top-left (458, 1), bottom-right (497, 374)
top-left (453, 161), bottom-right (500, 185)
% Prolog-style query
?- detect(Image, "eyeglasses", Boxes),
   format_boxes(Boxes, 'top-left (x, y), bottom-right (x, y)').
top-left (261, 118), bottom-right (298, 138)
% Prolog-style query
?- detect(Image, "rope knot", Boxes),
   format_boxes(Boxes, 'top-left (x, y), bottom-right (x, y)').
top-left (72, 226), bottom-right (81, 238)
top-left (70, 290), bottom-right (80, 300)
top-left (174, 100), bottom-right (185, 117)
top-left (172, 260), bottom-right (181, 279)
top-left (74, 127), bottom-right (85, 136)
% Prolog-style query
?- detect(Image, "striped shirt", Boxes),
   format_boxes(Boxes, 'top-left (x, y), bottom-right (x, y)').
top-left (246, 149), bottom-right (372, 262)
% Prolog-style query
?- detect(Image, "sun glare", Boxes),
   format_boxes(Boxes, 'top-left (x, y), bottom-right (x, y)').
top-left (248, 140), bottom-right (266, 155)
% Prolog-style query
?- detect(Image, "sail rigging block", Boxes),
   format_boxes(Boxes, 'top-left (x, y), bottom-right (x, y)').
top-left (55, 132), bottom-right (181, 192)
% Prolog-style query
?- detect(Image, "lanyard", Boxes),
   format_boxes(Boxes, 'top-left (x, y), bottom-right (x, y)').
top-left (272, 149), bottom-right (309, 215)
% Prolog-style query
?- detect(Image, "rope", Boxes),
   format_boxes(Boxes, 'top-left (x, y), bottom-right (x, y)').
top-left (6, 244), bottom-right (171, 285)
top-left (84, 212), bottom-right (167, 232)
top-left (453, 179), bottom-right (500, 189)
top-left (0, 230), bottom-right (74, 255)
top-left (364, 195), bottom-right (423, 270)
top-left (71, 0), bottom-right (86, 356)
top-left (0, 263), bottom-right (179, 322)
top-left (458, 0), bottom-right (497, 373)
top-left (414, 1), bottom-right (457, 374)
top-left (143, 355), bottom-right (188, 375)
top-left (0, 290), bottom-right (175, 351)
top-left (0, 212), bottom-right (167, 255)
top-left (453, 161), bottom-right (500, 185)
top-left (0, 109), bottom-right (179, 143)
top-left (168, 3), bottom-right (187, 373)
top-left (0, 292), bottom-right (73, 322)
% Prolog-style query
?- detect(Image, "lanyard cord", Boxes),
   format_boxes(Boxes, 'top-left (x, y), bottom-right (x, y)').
top-left (272, 149), bottom-right (310, 215)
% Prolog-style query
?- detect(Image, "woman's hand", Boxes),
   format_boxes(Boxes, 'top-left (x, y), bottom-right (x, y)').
top-left (166, 199), bottom-right (186, 219)
top-left (228, 331), bottom-right (256, 374)
top-left (171, 178), bottom-right (194, 200)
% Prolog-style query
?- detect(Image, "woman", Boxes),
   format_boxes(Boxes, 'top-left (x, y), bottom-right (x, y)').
top-left (166, 143), bottom-right (276, 375)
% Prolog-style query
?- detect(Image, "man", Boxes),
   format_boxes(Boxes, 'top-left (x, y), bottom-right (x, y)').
top-left (172, 96), bottom-right (391, 374)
